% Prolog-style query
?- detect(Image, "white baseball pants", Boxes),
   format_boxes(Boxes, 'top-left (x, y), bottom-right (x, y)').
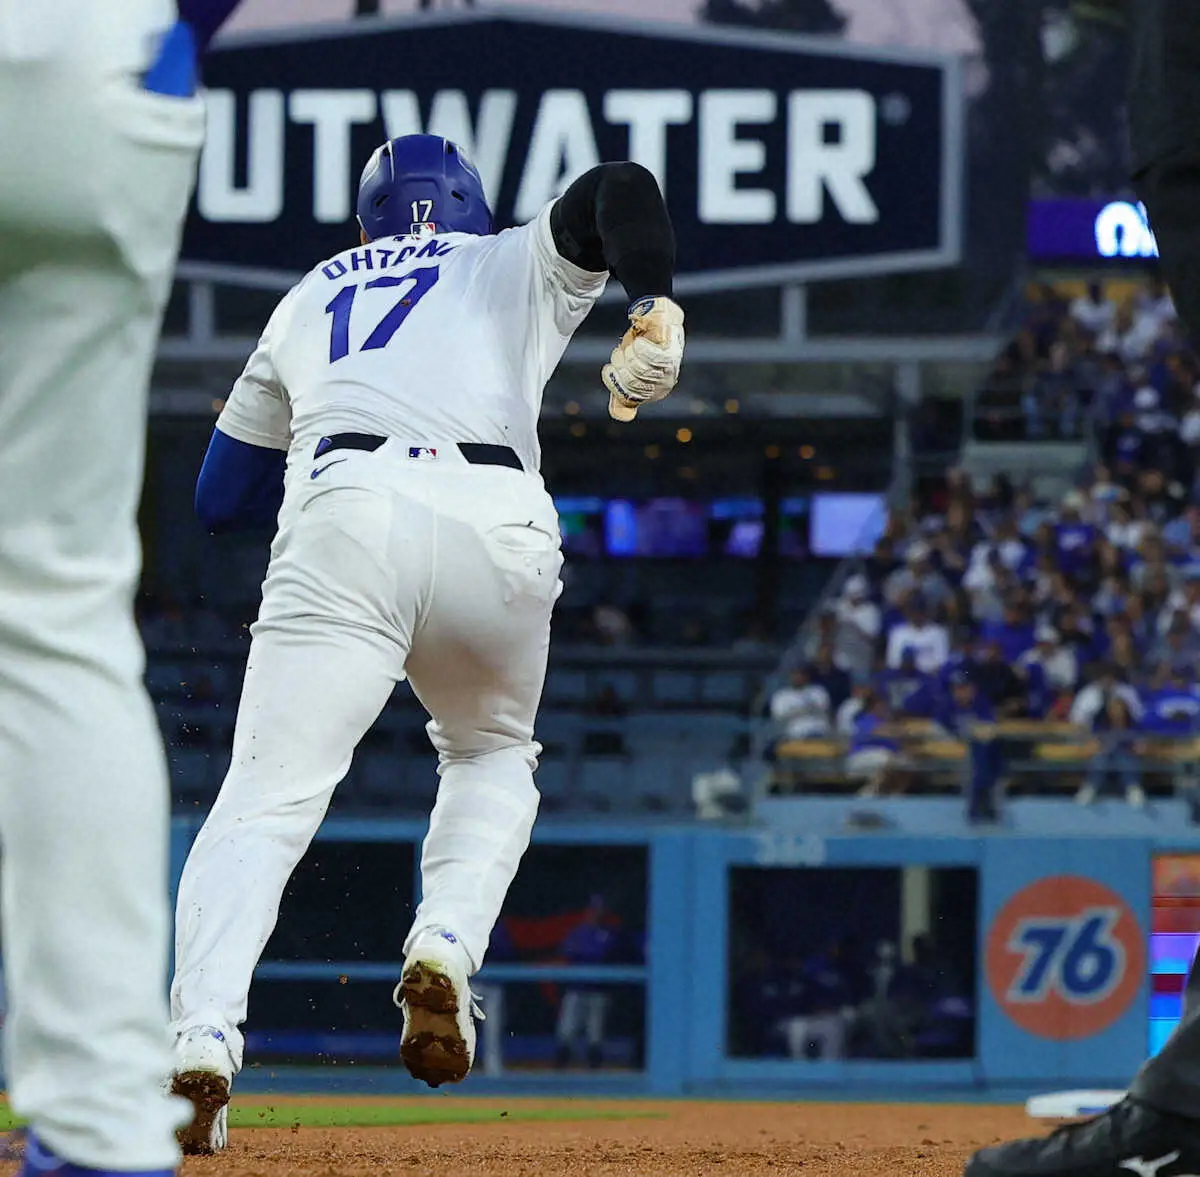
top-left (0, 64), bottom-right (203, 1169)
top-left (170, 447), bottom-right (562, 1072)
top-left (556, 990), bottom-right (610, 1049)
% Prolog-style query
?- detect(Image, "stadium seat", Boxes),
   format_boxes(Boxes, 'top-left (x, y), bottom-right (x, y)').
top-left (1034, 739), bottom-right (1100, 762)
top-left (534, 757), bottom-right (572, 811)
top-left (777, 739), bottom-right (843, 760)
top-left (699, 671), bottom-right (747, 708)
top-left (651, 671), bottom-right (697, 706)
top-left (622, 715), bottom-right (686, 761)
top-left (357, 750), bottom-right (404, 800)
top-left (169, 748), bottom-right (211, 799)
top-left (594, 669), bottom-right (641, 705)
top-left (398, 754), bottom-right (440, 808)
top-left (577, 756), bottom-right (628, 812)
top-left (195, 662), bottom-right (232, 698)
top-left (535, 712), bottom-right (581, 756)
top-left (146, 661), bottom-right (188, 698)
top-left (542, 668), bottom-right (589, 706)
top-left (629, 755), bottom-right (687, 813)
top-left (913, 740), bottom-right (968, 762)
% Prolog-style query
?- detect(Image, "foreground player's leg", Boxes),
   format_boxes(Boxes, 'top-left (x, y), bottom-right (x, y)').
top-left (0, 68), bottom-right (202, 1173)
top-left (401, 481), bottom-right (562, 1086)
top-left (967, 3), bottom-right (1200, 1174)
top-left (170, 484), bottom-right (413, 1151)
top-left (1118, 0), bottom-right (1200, 1151)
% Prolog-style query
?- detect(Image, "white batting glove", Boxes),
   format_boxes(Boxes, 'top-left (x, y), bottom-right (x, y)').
top-left (602, 296), bottom-right (686, 422)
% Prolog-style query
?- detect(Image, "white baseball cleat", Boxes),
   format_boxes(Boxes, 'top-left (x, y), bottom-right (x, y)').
top-left (170, 1025), bottom-right (234, 1155)
top-left (395, 929), bottom-right (483, 1088)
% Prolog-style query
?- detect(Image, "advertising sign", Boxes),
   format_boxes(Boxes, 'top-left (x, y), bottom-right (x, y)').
top-left (183, 11), bottom-right (964, 291)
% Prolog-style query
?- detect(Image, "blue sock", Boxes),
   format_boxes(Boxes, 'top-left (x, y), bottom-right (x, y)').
top-left (18, 1133), bottom-right (176, 1176)
top-left (141, 20), bottom-right (197, 98)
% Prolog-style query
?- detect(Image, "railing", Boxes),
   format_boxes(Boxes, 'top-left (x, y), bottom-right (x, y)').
top-left (251, 961), bottom-right (649, 1079)
top-left (768, 718), bottom-right (1200, 811)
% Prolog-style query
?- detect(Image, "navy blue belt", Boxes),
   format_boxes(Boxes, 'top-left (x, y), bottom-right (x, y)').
top-left (313, 433), bottom-right (523, 472)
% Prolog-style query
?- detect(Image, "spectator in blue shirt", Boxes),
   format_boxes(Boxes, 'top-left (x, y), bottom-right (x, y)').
top-left (979, 598), bottom-right (1037, 665)
top-left (1018, 651), bottom-right (1050, 720)
top-left (777, 940), bottom-right (862, 1060)
top-left (1152, 610), bottom-right (1200, 677)
top-left (1056, 602), bottom-right (1105, 668)
top-left (993, 515), bottom-right (1034, 578)
top-left (1162, 505), bottom-right (1196, 555)
top-left (846, 694), bottom-right (907, 796)
top-left (1103, 408), bottom-right (1146, 484)
top-left (1141, 663), bottom-right (1200, 735)
top-left (936, 670), bottom-right (1002, 823)
top-left (876, 649), bottom-right (939, 719)
top-left (1055, 491), bottom-right (1098, 580)
top-left (965, 639), bottom-right (1029, 718)
top-left (555, 895), bottom-right (620, 1069)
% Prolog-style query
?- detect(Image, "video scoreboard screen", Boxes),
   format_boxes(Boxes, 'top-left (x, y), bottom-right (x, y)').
top-left (1150, 856), bottom-right (1200, 1055)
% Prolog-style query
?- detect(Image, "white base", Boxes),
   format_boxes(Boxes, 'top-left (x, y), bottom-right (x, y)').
top-left (1025, 1090), bottom-right (1127, 1119)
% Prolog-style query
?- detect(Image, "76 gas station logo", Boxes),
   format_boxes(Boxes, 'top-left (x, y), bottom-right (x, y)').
top-left (1005, 907), bottom-right (1125, 1005)
top-left (986, 877), bottom-right (1144, 1040)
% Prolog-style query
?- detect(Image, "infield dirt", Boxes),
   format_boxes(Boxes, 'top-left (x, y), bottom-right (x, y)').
top-left (83, 1096), bottom-right (1040, 1177)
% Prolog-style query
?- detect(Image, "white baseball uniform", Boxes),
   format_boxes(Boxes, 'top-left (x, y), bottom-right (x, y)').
top-left (170, 207), bottom-right (608, 1074)
top-left (0, 1), bottom-right (204, 1168)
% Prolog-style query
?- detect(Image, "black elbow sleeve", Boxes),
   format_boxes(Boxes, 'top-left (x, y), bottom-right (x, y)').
top-left (551, 162), bottom-right (676, 303)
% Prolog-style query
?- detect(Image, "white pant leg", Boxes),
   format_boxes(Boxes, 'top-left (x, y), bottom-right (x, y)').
top-left (781, 1013), bottom-right (847, 1059)
top-left (171, 485), bottom-right (417, 1069)
top-left (584, 992), bottom-right (609, 1047)
top-left (813, 1012), bottom-right (847, 1059)
top-left (0, 67), bottom-right (202, 1170)
top-left (404, 469), bottom-right (562, 973)
top-left (556, 991), bottom-right (583, 1043)
top-left (781, 1017), bottom-right (810, 1058)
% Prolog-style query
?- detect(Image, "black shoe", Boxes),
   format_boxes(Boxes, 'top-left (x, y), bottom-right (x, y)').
top-left (966, 1097), bottom-right (1200, 1177)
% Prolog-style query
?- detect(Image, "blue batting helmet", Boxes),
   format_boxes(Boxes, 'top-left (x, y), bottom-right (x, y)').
top-left (356, 134), bottom-right (493, 240)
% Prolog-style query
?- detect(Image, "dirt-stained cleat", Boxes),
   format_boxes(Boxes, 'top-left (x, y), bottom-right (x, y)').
top-left (395, 930), bottom-right (483, 1088)
top-left (170, 1025), bottom-right (234, 1155)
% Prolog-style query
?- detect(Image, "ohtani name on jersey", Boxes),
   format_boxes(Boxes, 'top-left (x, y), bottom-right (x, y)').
top-left (197, 86), bottom-right (881, 229)
top-left (320, 238), bottom-right (457, 280)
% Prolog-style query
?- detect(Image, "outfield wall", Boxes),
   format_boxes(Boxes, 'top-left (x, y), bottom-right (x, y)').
top-left (169, 805), bottom-right (1198, 1095)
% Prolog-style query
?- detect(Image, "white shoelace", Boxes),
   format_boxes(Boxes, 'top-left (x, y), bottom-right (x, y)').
top-left (391, 980), bottom-right (486, 1022)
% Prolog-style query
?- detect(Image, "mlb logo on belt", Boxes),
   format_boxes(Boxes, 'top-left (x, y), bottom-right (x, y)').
top-left (985, 875), bottom-right (1144, 1040)
top-left (408, 447), bottom-right (438, 461)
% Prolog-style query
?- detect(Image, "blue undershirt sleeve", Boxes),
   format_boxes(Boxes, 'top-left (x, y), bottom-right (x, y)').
top-left (195, 427), bottom-right (286, 534)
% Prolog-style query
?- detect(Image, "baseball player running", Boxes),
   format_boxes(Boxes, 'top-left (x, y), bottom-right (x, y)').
top-left (0, 3), bottom-right (239, 1175)
top-left (167, 134), bottom-right (684, 1153)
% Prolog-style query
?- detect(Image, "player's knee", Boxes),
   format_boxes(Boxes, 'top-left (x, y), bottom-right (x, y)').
top-left (430, 723), bottom-right (537, 764)
top-left (435, 740), bottom-right (539, 780)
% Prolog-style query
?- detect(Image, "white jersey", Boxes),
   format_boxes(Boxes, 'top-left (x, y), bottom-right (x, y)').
top-left (0, 0), bottom-right (175, 72)
top-left (216, 203), bottom-right (608, 479)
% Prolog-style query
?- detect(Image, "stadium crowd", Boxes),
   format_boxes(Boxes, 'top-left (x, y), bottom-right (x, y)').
top-left (772, 275), bottom-right (1200, 818)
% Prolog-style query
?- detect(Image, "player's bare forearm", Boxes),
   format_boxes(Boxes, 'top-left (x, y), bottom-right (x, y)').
top-left (550, 163), bottom-right (685, 422)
